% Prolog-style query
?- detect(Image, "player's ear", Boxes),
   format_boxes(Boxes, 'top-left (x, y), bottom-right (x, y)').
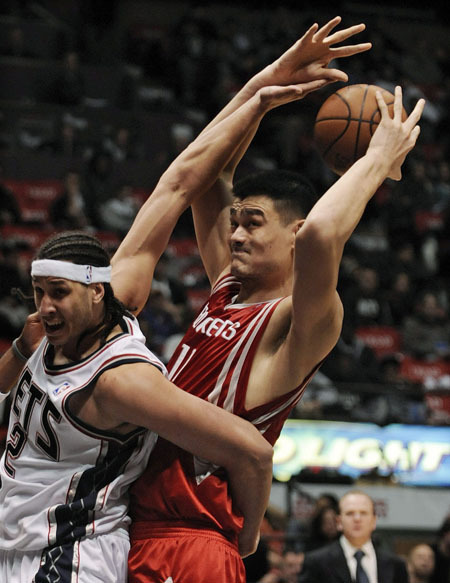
top-left (336, 515), bottom-right (343, 532)
top-left (294, 219), bottom-right (305, 234)
top-left (90, 282), bottom-right (105, 304)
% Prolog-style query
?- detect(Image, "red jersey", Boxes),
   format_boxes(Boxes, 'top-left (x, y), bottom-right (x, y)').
top-left (130, 274), bottom-right (313, 539)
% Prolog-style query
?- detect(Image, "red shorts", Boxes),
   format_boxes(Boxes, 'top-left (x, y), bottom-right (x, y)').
top-left (128, 521), bottom-right (245, 583)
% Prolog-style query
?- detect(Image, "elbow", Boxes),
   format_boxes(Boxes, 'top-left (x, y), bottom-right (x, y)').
top-left (245, 436), bottom-right (273, 477)
top-left (296, 219), bottom-right (341, 257)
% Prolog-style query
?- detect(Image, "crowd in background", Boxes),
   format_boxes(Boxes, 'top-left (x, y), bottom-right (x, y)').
top-left (243, 496), bottom-right (450, 582)
top-left (0, 2), bottom-right (449, 580)
top-left (0, 0), bottom-right (449, 429)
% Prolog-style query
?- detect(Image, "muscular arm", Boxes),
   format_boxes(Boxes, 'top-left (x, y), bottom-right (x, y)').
top-left (192, 17), bottom-right (372, 285)
top-left (288, 88), bottom-right (425, 377)
top-left (111, 86), bottom-right (315, 314)
top-left (86, 363), bottom-right (273, 557)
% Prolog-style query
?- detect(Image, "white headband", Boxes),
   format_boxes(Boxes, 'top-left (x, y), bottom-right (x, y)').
top-left (31, 259), bottom-right (112, 284)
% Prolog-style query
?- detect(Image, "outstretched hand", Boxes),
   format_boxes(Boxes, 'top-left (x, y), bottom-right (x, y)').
top-left (368, 86), bottom-right (425, 180)
top-left (257, 79), bottom-right (331, 111)
top-left (252, 16), bottom-right (371, 89)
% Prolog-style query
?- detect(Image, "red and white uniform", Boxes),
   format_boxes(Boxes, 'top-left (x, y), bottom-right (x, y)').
top-left (129, 274), bottom-right (317, 582)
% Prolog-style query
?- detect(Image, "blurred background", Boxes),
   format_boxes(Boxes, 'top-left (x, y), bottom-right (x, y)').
top-left (0, 1), bottom-right (449, 580)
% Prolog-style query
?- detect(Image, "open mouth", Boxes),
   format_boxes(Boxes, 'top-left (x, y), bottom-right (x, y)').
top-left (44, 321), bottom-right (64, 334)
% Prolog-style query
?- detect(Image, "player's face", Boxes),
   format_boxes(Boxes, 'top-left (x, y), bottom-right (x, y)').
top-left (229, 196), bottom-right (297, 282)
top-left (337, 493), bottom-right (376, 547)
top-left (32, 276), bottom-right (100, 351)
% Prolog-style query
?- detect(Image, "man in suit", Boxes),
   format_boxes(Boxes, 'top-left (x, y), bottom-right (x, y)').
top-left (298, 490), bottom-right (409, 583)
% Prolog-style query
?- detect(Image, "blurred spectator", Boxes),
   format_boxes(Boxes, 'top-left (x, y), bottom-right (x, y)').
top-left (407, 543), bottom-right (435, 583)
top-left (342, 265), bottom-right (393, 328)
top-left (41, 118), bottom-right (87, 158)
top-left (402, 291), bottom-right (450, 361)
top-left (296, 370), bottom-right (340, 420)
top-left (52, 51), bottom-right (85, 106)
top-left (152, 252), bottom-right (188, 308)
top-left (321, 320), bottom-right (381, 385)
top-left (0, 294), bottom-right (28, 340)
top-left (258, 548), bottom-right (305, 583)
top-left (83, 150), bottom-right (115, 227)
top-left (383, 271), bottom-right (416, 327)
top-left (299, 490), bottom-right (409, 582)
top-left (384, 158), bottom-right (433, 246)
top-left (303, 504), bottom-right (340, 552)
top-left (433, 160), bottom-right (450, 213)
top-left (102, 126), bottom-right (138, 162)
top-left (430, 516), bottom-right (450, 583)
top-left (0, 241), bottom-right (28, 300)
top-left (387, 240), bottom-right (430, 288)
top-left (377, 354), bottom-right (426, 424)
top-left (49, 170), bottom-right (91, 230)
top-left (139, 288), bottom-right (183, 359)
top-left (0, 167), bottom-right (22, 226)
top-left (0, 25), bottom-right (35, 58)
top-left (98, 183), bottom-right (138, 236)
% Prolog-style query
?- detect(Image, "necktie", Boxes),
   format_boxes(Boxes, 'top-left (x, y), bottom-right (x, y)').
top-left (354, 549), bottom-right (370, 583)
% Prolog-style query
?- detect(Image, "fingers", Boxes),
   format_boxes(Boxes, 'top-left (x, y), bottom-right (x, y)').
top-left (314, 16), bottom-right (342, 41)
top-left (375, 89), bottom-right (389, 117)
top-left (330, 42), bottom-right (372, 58)
top-left (406, 97), bottom-right (426, 131)
top-left (323, 22), bottom-right (366, 45)
top-left (393, 85), bottom-right (404, 119)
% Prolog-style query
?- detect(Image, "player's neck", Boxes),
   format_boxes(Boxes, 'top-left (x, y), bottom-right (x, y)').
top-left (236, 277), bottom-right (291, 304)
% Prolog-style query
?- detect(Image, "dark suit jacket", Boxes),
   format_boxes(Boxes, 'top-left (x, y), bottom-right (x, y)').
top-left (298, 539), bottom-right (409, 583)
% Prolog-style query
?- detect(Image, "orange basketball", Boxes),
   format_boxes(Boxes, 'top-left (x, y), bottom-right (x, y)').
top-left (314, 84), bottom-right (406, 176)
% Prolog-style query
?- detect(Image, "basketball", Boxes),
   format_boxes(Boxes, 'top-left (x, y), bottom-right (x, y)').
top-left (314, 84), bottom-right (407, 176)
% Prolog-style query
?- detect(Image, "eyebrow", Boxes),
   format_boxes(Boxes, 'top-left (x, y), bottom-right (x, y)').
top-left (230, 207), bottom-right (265, 217)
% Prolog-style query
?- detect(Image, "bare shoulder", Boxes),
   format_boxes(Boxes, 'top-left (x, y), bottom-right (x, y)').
top-left (245, 295), bottom-right (342, 408)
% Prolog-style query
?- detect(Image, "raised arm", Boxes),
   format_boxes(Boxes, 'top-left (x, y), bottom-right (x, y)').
top-left (289, 87), bottom-right (425, 377)
top-left (89, 363), bottom-right (273, 557)
top-left (111, 83), bottom-right (324, 313)
top-left (191, 17), bottom-right (372, 285)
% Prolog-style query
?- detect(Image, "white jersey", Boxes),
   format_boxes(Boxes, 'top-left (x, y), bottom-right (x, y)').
top-left (0, 316), bottom-right (164, 559)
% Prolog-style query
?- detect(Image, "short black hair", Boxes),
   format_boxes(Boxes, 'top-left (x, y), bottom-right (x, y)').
top-left (232, 170), bottom-right (317, 225)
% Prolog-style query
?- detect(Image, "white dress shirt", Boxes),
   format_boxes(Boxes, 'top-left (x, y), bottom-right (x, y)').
top-left (340, 535), bottom-right (378, 583)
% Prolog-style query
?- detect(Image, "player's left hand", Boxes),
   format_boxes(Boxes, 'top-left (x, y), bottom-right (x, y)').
top-left (254, 16), bottom-right (372, 88)
top-left (368, 86), bottom-right (425, 181)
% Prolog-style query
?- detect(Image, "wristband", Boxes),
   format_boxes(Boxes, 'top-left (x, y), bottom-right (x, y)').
top-left (11, 338), bottom-right (29, 363)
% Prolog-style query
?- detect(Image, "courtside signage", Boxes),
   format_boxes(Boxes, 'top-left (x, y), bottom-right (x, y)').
top-left (273, 420), bottom-right (450, 486)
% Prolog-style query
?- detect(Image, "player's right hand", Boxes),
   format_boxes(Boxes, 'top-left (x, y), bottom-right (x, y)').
top-left (16, 312), bottom-right (44, 357)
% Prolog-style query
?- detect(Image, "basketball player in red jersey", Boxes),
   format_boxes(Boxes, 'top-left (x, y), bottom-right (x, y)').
top-left (122, 18), bottom-right (424, 583)
top-left (0, 18), bottom-right (370, 580)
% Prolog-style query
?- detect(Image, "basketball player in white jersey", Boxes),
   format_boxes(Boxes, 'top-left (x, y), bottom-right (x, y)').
top-left (0, 230), bottom-right (274, 582)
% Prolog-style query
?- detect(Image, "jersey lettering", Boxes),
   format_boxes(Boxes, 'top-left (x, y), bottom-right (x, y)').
top-left (168, 343), bottom-right (196, 382)
top-left (192, 303), bottom-right (240, 340)
top-left (4, 423), bottom-right (26, 477)
top-left (36, 398), bottom-right (62, 461)
top-left (4, 371), bottom-right (62, 476)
